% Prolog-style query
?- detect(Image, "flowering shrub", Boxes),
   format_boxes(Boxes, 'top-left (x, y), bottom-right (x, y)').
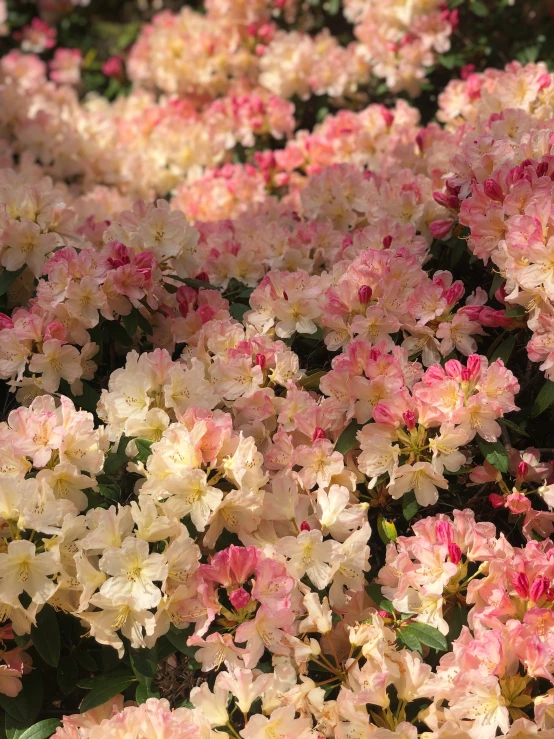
top-left (1, 1), bottom-right (554, 739)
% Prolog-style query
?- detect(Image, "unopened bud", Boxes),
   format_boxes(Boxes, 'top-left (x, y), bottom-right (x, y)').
top-left (489, 493), bottom-right (505, 508)
top-left (530, 576), bottom-right (550, 603)
top-left (229, 587), bottom-right (251, 610)
top-left (312, 427), bottom-right (327, 441)
top-left (516, 461), bottom-right (529, 480)
top-left (513, 572), bottom-right (529, 599)
top-left (300, 521), bottom-right (311, 532)
top-left (483, 178), bottom-right (504, 203)
top-left (402, 410), bottom-right (416, 430)
top-left (195, 271), bottom-right (210, 283)
top-left (430, 219), bottom-right (454, 240)
top-left (448, 543), bottom-right (462, 565)
top-left (358, 285), bottom-right (373, 304)
top-left (255, 353), bottom-right (266, 369)
top-left (382, 235), bottom-right (393, 249)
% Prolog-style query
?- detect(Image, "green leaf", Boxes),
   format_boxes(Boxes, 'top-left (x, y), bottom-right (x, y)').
top-left (135, 679), bottom-right (160, 704)
top-left (79, 675), bottom-right (135, 713)
top-left (402, 492), bottom-right (419, 521)
top-left (62, 380), bottom-right (100, 415)
top-left (57, 655), bottom-right (79, 696)
top-left (105, 321), bottom-right (134, 347)
top-left (130, 647), bottom-right (157, 680)
top-left (489, 334), bottom-right (517, 365)
top-left (365, 583), bottom-right (394, 613)
top-left (170, 276), bottom-right (219, 291)
top-left (403, 622), bottom-right (448, 651)
top-left (135, 311), bottom-right (153, 335)
top-left (31, 605), bottom-right (60, 667)
top-left (121, 310), bottom-right (138, 339)
top-left (134, 438), bottom-right (153, 464)
top-left (504, 305), bottom-right (525, 318)
top-left (0, 267), bottom-right (26, 296)
top-left (8, 719), bottom-right (61, 739)
top-left (477, 438), bottom-right (509, 474)
top-left (104, 435), bottom-right (131, 474)
top-left (470, 0), bottom-right (489, 16)
top-left (165, 626), bottom-right (196, 658)
top-left (398, 628), bottom-right (421, 652)
top-left (298, 370), bottom-right (326, 390)
top-left (0, 671), bottom-right (43, 724)
top-left (98, 481), bottom-right (121, 503)
top-left (334, 420), bottom-right (362, 455)
top-left (501, 418), bottom-right (530, 438)
top-left (447, 605), bottom-right (468, 646)
top-left (530, 380), bottom-right (554, 419)
top-left (489, 273), bottom-right (504, 299)
top-left (229, 303), bottom-right (250, 322)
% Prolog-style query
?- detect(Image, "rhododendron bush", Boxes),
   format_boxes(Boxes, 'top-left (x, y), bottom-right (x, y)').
top-left (2, 1), bottom-right (554, 738)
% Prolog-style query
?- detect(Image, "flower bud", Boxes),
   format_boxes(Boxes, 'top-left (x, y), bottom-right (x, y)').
top-left (255, 353), bottom-right (266, 369)
top-left (229, 587), bottom-right (251, 610)
top-left (358, 285), bottom-right (373, 304)
top-left (195, 271), bottom-right (210, 283)
top-left (516, 461), bottom-right (529, 480)
top-left (433, 191), bottom-right (458, 209)
top-left (530, 577), bottom-right (550, 603)
top-left (382, 235), bottom-right (393, 249)
top-left (430, 219), bottom-right (454, 240)
top-left (300, 521), bottom-right (311, 532)
top-left (402, 410), bottom-right (416, 430)
top-left (312, 427), bottom-right (327, 441)
top-left (489, 493), bottom-right (505, 508)
top-left (513, 572), bottom-right (529, 598)
top-left (537, 161), bottom-right (549, 178)
top-left (448, 543), bottom-right (462, 565)
top-left (483, 178), bottom-right (504, 202)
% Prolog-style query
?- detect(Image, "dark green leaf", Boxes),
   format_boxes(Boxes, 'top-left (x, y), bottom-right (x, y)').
top-left (489, 334), bottom-right (516, 364)
top-left (531, 380), bottom-right (554, 419)
top-left (447, 605), bottom-right (467, 646)
top-left (105, 321), bottom-right (134, 347)
top-left (165, 626), bottom-right (196, 658)
top-left (104, 436), bottom-right (131, 474)
top-left (501, 418), bottom-right (530, 438)
top-left (398, 628), bottom-right (421, 652)
top-left (9, 719), bottom-right (61, 739)
top-left (334, 420), bottom-right (362, 455)
top-left (135, 680), bottom-right (159, 704)
top-left (0, 671), bottom-right (43, 724)
top-left (489, 273), bottom-right (504, 299)
top-left (134, 438), bottom-right (153, 464)
top-left (63, 381), bottom-right (100, 415)
top-left (477, 438), bottom-right (509, 474)
top-left (121, 310), bottom-right (138, 339)
top-left (31, 605), bottom-right (60, 667)
top-left (130, 647), bottom-right (157, 680)
top-left (402, 492), bottom-right (419, 521)
top-left (365, 584), bottom-right (394, 614)
top-left (79, 675), bottom-right (135, 713)
top-left (98, 481), bottom-right (121, 503)
top-left (135, 311), bottom-right (153, 335)
top-left (170, 276), bottom-right (218, 291)
top-left (471, 0), bottom-right (489, 16)
top-left (57, 655), bottom-right (79, 696)
top-left (404, 622), bottom-right (448, 651)
top-left (299, 370), bottom-right (326, 390)
top-left (229, 303), bottom-right (250, 322)
top-left (0, 267), bottom-right (26, 297)
top-left (377, 515), bottom-right (397, 544)
top-left (504, 305), bottom-right (525, 318)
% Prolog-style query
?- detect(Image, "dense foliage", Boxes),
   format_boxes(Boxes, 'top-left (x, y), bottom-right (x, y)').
top-left (1, 1), bottom-right (554, 738)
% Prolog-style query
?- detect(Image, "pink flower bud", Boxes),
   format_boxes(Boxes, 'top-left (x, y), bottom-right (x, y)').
top-left (255, 353), bottom-right (266, 369)
top-left (300, 521), bottom-right (311, 532)
top-left (461, 367), bottom-right (471, 382)
top-left (448, 543), bottom-right (462, 565)
top-left (489, 493), bottom-right (505, 508)
top-left (530, 576), bottom-right (550, 603)
top-left (44, 321), bottom-right (67, 342)
top-left (494, 283), bottom-right (507, 305)
top-left (538, 73), bottom-right (552, 90)
top-left (460, 63), bottom-right (476, 80)
top-left (466, 355), bottom-right (482, 380)
top-left (229, 587), bottom-right (251, 610)
top-left (102, 55), bottom-right (125, 80)
top-left (416, 132), bottom-right (425, 152)
top-left (444, 281), bottom-right (464, 306)
top-left (537, 161), bottom-right (549, 178)
top-left (433, 191), bottom-right (458, 209)
top-left (178, 301), bottom-right (189, 318)
top-left (430, 219), bottom-right (454, 240)
top-left (0, 313), bottom-right (14, 329)
top-left (483, 178), bottom-right (504, 202)
top-left (358, 285), bottom-right (373, 304)
top-left (369, 348), bottom-right (381, 361)
top-left (479, 307), bottom-right (511, 328)
top-left (382, 235), bottom-right (393, 250)
top-left (513, 572), bottom-right (529, 598)
top-left (506, 165), bottom-right (524, 187)
top-left (380, 106), bottom-right (394, 127)
top-left (402, 410), bottom-right (416, 430)
top-left (516, 461), bottom-right (529, 480)
top-left (312, 427), bottom-right (327, 441)
top-left (378, 610), bottom-right (390, 619)
top-left (195, 272), bottom-right (210, 283)
top-left (373, 403), bottom-right (398, 427)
